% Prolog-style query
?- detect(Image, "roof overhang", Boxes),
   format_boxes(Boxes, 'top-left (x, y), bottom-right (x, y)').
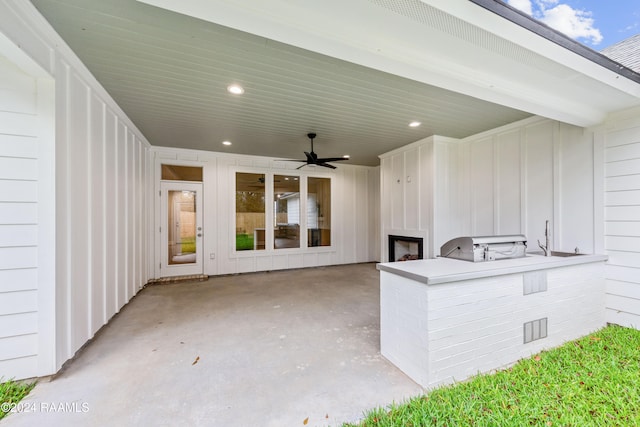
top-left (138, 0), bottom-right (640, 128)
top-left (470, 0), bottom-right (640, 83)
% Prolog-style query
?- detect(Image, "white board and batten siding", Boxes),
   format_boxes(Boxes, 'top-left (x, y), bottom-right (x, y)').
top-left (603, 108), bottom-right (640, 329)
top-left (1, 1), bottom-right (153, 379)
top-left (55, 65), bottom-right (152, 365)
top-left (460, 117), bottom-right (598, 255)
top-left (379, 135), bottom-right (460, 260)
top-left (380, 117), bottom-right (599, 261)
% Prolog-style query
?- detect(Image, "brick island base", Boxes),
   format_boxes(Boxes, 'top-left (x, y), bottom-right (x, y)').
top-left (377, 254), bottom-right (607, 389)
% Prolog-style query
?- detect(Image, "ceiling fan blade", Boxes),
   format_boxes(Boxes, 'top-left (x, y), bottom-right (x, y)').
top-left (315, 157), bottom-right (348, 163)
top-left (316, 162), bottom-right (337, 169)
top-left (281, 133), bottom-right (346, 169)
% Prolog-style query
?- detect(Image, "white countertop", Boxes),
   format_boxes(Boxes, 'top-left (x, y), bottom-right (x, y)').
top-left (376, 253), bottom-right (608, 285)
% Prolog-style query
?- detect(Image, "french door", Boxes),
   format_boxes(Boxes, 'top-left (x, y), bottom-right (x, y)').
top-left (160, 181), bottom-right (203, 276)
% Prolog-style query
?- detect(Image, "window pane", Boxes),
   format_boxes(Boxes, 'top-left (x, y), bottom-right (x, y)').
top-left (274, 175), bottom-right (300, 249)
top-left (307, 177), bottom-right (331, 247)
top-left (161, 165), bottom-right (203, 181)
top-left (236, 172), bottom-right (266, 251)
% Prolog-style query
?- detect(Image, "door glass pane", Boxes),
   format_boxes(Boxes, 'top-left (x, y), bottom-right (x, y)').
top-left (168, 190), bottom-right (197, 265)
top-left (236, 172), bottom-right (266, 251)
top-left (308, 177), bottom-right (331, 247)
top-left (274, 175), bottom-right (300, 249)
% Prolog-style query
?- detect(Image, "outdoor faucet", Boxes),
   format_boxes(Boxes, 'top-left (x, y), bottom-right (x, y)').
top-left (537, 220), bottom-right (551, 256)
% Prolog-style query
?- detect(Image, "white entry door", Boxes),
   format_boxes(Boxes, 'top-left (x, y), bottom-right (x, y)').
top-left (160, 181), bottom-right (203, 277)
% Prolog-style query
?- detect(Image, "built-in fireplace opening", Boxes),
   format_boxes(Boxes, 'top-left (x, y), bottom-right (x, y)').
top-left (388, 235), bottom-right (424, 262)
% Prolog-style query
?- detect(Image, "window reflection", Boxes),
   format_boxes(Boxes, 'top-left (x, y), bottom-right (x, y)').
top-left (236, 172), bottom-right (266, 251)
top-left (274, 175), bottom-right (300, 249)
top-left (308, 177), bottom-right (331, 247)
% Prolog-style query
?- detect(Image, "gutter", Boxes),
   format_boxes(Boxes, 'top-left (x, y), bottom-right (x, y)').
top-left (469, 0), bottom-right (640, 85)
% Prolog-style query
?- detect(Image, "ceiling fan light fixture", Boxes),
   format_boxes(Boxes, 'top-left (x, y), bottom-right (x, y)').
top-left (227, 84), bottom-right (244, 95)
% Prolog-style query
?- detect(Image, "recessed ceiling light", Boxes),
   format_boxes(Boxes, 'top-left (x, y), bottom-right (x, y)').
top-left (227, 84), bottom-right (244, 95)
top-left (222, 141), bottom-right (232, 146)
top-left (409, 121), bottom-right (421, 127)
top-left (343, 155), bottom-right (350, 159)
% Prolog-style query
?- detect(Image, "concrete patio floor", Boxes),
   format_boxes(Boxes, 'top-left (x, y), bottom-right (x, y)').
top-left (2, 263), bottom-right (423, 427)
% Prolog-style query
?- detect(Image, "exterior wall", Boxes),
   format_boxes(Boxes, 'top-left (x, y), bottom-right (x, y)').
top-left (55, 65), bottom-right (151, 365)
top-left (380, 117), bottom-right (598, 259)
top-left (368, 166), bottom-right (381, 262)
top-left (601, 107), bottom-right (640, 328)
top-left (433, 138), bottom-right (467, 253)
top-left (153, 148), bottom-right (379, 277)
top-left (379, 135), bottom-right (461, 260)
top-left (1, 1), bottom-right (152, 378)
top-left (460, 116), bottom-right (598, 254)
top-left (0, 50), bottom-right (55, 379)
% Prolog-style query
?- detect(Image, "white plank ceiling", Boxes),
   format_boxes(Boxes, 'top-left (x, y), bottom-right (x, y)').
top-left (31, 0), bottom-right (536, 165)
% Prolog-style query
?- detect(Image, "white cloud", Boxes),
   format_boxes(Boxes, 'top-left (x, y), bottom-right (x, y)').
top-left (537, 0), bottom-right (559, 7)
top-left (538, 4), bottom-right (603, 45)
top-left (503, 0), bottom-right (603, 46)
top-left (506, 0), bottom-right (533, 16)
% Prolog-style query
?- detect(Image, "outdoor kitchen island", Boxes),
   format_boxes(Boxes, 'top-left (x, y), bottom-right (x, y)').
top-left (377, 253), bottom-right (608, 389)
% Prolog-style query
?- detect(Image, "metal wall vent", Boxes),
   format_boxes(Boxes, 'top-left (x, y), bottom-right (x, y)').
top-left (524, 317), bottom-right (548, 344)
top-left (523, 271), bottom-right (547, 295)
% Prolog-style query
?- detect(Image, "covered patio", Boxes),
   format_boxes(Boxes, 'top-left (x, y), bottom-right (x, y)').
top-left (1, 264), bottom-right (421, 427)
top-left (1, 0), bottom-right (639, 413)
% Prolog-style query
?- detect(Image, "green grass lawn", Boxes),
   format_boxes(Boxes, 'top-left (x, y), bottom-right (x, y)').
top-left (347, 325), bottom-right (640, 427)
top-left (0, 379), bottom-right (35, 420)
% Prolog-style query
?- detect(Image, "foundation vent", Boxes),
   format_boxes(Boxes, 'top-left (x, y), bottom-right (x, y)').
top-left (523, 271), bottom-right (547, 295)
top-left (523, 317), bottom-right (548, 343)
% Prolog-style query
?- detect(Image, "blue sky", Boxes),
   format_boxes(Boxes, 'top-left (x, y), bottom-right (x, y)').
top-left (503, 0), bottom-right (640, 50)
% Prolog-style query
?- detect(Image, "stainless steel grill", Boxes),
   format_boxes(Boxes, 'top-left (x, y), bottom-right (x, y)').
top-left (440, 235), bottom-right (527, 262)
